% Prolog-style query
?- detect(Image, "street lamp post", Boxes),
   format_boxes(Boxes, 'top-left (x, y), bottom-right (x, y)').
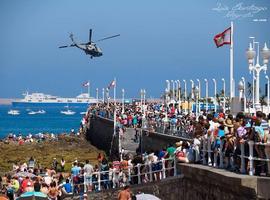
top-left (165, 88), bottom-right (169, 122)
top-left (241, 77), bottom-right (246, 113)
top-left (175, 80), bottom-right (178, 101)
top-left (106, 88), bottom-right (109, 108)
top-left (140, 89), bottom-right (143, 113)
top-left (176, 80), bottom-right (181, 112)
top-left (238, 80), bottom-right (244, 106)
top-left (122, 89), bottom-right (125, 114)
top-left (194, 86), bottom-right (199, 118)
top-left (266, 75), bottom-right (270, 114)
top-left (212, 78), bottom-right (217, 112)
top-left (221, 78), bottom-right (226, 113)
top-left (183, 80), bottom-right (187, 114)
top-left (102, 88), bottom-right (105, 103)
top-left (196, 79), bottom-right (201, 114)
top-left (190, 79), bottom-right (194, 99)
top-left (204, 79), bottom-right (208, 112)
top-left (250, 37), bottom-right (256, 109)
top-left (166, 80), bottom-right (170, 93)
top-left (96, 88), bottom-right (99, 105)
top-left (171, 80), bottom-right (175, 105)
top-left (246, 42), bottom-right (270, 111)
top-left (143, 89), bottom-right (146, 116)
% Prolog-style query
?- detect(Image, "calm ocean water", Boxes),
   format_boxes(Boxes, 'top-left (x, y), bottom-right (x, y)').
top-left (0, 105), bottom-right (87, 139)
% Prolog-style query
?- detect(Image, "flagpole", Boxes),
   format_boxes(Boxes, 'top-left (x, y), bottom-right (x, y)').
top-left (88, 80), bottom-right (90, 98)
top-left (114, 77), bottom-right (116, 105)
top-left (230, 21), bottom-right (234, 99)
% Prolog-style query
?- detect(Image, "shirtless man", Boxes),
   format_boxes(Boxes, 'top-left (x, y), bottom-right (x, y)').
top-left (118, 185), bottom-right (131, 200)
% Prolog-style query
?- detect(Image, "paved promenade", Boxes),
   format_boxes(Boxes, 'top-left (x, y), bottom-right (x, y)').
top-left (121, 128), bottom-right (139, 156)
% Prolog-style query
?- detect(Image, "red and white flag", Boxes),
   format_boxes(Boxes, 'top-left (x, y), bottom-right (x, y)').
top-left (213, 27), bottom-right (231, 48)
top-left (107, 80), bottom-right (116, 89)
top-left (82, 81), bottom-right (90, 87)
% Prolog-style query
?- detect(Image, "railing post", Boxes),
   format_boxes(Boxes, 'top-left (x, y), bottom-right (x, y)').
top-left (174, 156), bottom-right (177, 176)
top-left (98, 171), bottom-right (101, 191)
top-left (173, 124), bottom-right (176, 134)
top-left (203, 138), bottom-right (207, 165)
top-left (240, 142), bottom-right (246, 174)
top-left (128, 167), bottom-right (131, 183)
top-left (112, 170), bottom-right (116, 188)
top-left (219, 139), bottom-right (224, 168)
top-left (149, 162), bottom-right (153, 182)
top-left (162, 158), bottom-right (166, 179)
top-left (163, 123), bottom-right (166, 134)
top-left (71, 175), bottom-right (74, 193)
top-left (213, 150), bottom-right (218, 168)
top-left (248, 141), bottom-right (254, 176)
top-left (84, 174), bottom-right (86, 193)
top-left (207, 136), bottom-right (212, 166)
top-left (137, 164), bottom-right (141, 184)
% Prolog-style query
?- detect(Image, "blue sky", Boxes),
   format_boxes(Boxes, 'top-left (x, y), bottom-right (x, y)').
top-left (0, 0), bottom-right (269, 98)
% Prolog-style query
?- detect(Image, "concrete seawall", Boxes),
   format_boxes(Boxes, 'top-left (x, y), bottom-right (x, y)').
top-left (86, 115), bottom-right (119, 159)
top-left (140, 130), bottom-right (192, 152)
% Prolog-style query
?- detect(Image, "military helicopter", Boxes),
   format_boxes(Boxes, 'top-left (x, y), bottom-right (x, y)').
top-left (59, 29), bottom-right (120, 59)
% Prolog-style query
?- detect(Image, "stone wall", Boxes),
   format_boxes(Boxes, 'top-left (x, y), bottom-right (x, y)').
top-left (86, 116), bottom-right (119, 158)
top-left (178, 163), bottom-right (260, 200)
top-left (81, 164), bottom-right (269, 200)
top-left (86, 175), bottom-right (183, 200)
top-left (140, 130), bottom-right (192, 152)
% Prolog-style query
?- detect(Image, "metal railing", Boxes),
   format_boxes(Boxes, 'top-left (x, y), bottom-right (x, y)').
top-left (70, 157), bottom-right (177, 193)
top-left (201, 137), bottom-right (270, 176)
top-left (152, 121), bottom-right (193, 139)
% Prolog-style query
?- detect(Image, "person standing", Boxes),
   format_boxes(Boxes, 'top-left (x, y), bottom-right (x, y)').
top-left (52, 158), bottom-right (58, 172)
top-left (60, 158), bottom-right (65, 172)
top-left (118, 185), bottom-right (131, 200)
top-left (83, 160), bottom-right (94, 192)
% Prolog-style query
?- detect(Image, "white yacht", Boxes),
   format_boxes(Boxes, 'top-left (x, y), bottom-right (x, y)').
top-left (12, 91), bottom-right (98, 107)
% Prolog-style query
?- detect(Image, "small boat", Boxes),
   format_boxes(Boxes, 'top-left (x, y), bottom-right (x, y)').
top-left (28, 111), bottom-right (37, 115)
top-left (37, 109), bottom-right (46, 114)
top-left (8, 110), bottom-right (20, 115)
top-left (60, 110), bottom-right (76, 115)
top-left (80, 111), bottom-right (86, 115)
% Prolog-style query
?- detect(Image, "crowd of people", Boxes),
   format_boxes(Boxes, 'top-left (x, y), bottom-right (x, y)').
top-left (0, 129), bottom-right (84, 146)
top-left (0, 148), bottom-right (176, 200)
top-left (2, 101), bottom-right (270, 199)
top-left (89, 102), bottom-right (270, 177)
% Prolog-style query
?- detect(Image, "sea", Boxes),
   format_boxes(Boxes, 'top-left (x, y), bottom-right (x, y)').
top-left (0, 105), bottom-right (87, 139)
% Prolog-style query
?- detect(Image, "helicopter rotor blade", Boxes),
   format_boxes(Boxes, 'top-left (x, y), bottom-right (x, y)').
top-left (89, 29), bottom-right (92, 43)
top-left (59, 44), bottom-right (76, 48)
top-left (59, 45), bottom-right (69, 48)
top-left (96, 34), bottom-right (120, 42)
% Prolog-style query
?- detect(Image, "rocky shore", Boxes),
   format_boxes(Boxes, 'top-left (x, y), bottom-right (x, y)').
top-left (0, 134), bottom-right (103, 174)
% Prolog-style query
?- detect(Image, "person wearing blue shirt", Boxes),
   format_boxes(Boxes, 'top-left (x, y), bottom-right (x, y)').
top-left (71, 162), bottom-right (81, 176)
